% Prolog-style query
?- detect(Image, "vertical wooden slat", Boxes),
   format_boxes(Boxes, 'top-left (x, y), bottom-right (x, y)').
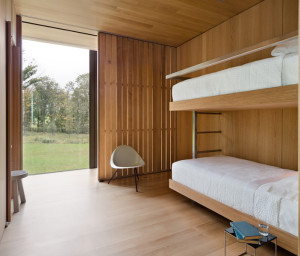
top-left (161, 46), bottom-right (166, 171)
top-left (142, 42), bottom-right (148, 174)
top-left (132, 40), bottom-right (138, 160)
top-left (137, 41), bottom-right (143, 175)
top-left (170, 47), bottom-right (177, 165)
top-left (165, 47), bottom-right (171, 171)
top-left (116, 36), bottom-right (123, 177)
top-left (127, 38), bottom-right (133, 176)
top-left (122, 37), bottom-right (128, 176)
top-left (104, 34), bottom-right (111, 179)
top-left (98, 33), bottom-right (106, 181)
top-left (98, 32), bottom-right (177, 180)
top-left (111, 35), bottom-right (118, 178)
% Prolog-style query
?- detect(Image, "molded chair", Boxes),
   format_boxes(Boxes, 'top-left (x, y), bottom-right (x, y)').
top-left (109, 145), bottom-right (145, 192)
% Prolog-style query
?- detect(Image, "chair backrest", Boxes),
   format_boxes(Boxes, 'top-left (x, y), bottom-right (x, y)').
top-left (110, 145), bottom-right (145, 169)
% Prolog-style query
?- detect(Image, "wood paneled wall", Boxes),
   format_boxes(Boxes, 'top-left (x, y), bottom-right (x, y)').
top-left (177, 0), bottom-right (280, 77)
top-left (0, 0), bottom-right (7, 239)
top-left (98, 33), bottom-right (177, 180)
top-left (176, 0), bottom-right (299, 170)
top-left (222, 109), bottom-right (298, 170)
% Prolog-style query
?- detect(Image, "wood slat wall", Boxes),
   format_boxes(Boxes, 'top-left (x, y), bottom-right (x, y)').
top-left (176, 0), bottom-right (299, 170)
top-left (98, 32), bottom-right (176, 180)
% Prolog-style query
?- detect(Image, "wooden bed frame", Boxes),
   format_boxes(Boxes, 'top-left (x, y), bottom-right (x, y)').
top-left (170, 179), bottom-right (298, 254)
top-left (167, 32), bottom-right (299, 254)
top-left (170, 84), bottom-right (298, 112)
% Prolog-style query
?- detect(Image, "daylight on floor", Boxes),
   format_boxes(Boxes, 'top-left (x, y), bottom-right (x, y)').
top-left (22, 40), bottom-right (89, 174)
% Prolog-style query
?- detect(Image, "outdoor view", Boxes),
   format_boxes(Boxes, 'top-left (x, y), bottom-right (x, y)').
top-left (22, 40), bottom-right (90, 175)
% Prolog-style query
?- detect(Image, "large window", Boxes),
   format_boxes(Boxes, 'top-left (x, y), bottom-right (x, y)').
top-left (22, 40), bottom-right (90, 175)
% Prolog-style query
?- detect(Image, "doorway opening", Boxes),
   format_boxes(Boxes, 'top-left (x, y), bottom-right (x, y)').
top-left (22, 40), bottom-right (96, 175)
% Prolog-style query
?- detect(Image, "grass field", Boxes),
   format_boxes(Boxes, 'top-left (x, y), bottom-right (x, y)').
top-left (23, 132), bottom-right (89, 175)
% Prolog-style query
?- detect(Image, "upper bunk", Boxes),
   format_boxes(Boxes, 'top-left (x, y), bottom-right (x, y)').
top-left (167, 32), bottom-right (298, 112)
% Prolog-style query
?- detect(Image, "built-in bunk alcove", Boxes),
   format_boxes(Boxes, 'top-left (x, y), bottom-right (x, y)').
top-left (167, 0), bottom-right (299, 253)
top-left (188, 107), bottom-right (298, 172)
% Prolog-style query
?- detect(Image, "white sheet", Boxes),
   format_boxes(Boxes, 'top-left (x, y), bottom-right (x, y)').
top-left (172, 156), bottom-right (297, 234)
top-left (254, 174), bottom-right (298, 236)
top-left (172, 55), bottom-right (296, 102)
top-left (282, 53), bottom-right (299, 86)
top-left (271, 38), bottom-right (298, 56)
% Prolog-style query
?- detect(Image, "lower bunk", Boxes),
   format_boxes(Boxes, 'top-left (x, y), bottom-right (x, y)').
top-left (170, 156), bottom-right (298, 254)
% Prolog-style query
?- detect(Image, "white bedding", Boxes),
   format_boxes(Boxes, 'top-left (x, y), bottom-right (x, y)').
top-left (172, 156), bottom-right (298, 235)
top-left (254, 174), bottom-right (298, 236)
top-left (172, 54), bottom-right (298, 102)
top-left (282, 53), bottom-right (299, 86)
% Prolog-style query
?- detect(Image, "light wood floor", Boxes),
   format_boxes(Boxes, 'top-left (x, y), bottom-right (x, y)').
top-left (0, 170), bottom-right (295, 256)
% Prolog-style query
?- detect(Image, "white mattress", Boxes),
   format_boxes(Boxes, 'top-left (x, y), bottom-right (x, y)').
top-left (172, 54), bottom-right (298, 102)
top-left (172, 156), bottom-right (298, 235)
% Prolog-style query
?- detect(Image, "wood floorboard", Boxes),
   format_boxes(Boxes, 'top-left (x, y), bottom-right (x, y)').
top-left (0, 170), bottom-right (295, 256)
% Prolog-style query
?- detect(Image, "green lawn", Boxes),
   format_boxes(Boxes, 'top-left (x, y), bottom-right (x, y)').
top-left (23, 132), bottom-right (89, 175)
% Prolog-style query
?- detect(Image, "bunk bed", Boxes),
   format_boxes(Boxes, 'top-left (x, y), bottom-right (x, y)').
top-left (167, 32), bottom-right (299, 254)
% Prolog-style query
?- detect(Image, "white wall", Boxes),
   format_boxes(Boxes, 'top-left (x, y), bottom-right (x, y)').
top-left (0, 0), bottom-right (7, 240)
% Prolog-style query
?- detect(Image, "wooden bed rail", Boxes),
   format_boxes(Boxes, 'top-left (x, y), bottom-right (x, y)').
top-left (169, 84), bottom-right (298, 112)
top-left (169, 179), bottom-right (298, 254)
top-left (166, 30), bottom-right (298, 80)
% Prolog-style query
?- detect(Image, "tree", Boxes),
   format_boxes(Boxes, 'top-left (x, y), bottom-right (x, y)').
top-left (22, 60), bottom-right (43, 130)
top-left (55, 89), bottom-right (69, 133)
top-left (33, 76), bottom-right (61, 132)
top-left (70, 73), bottom-right (89, 134)
top-left (22, 57), bottom-right (90, 134)
top-left (22, 62), bottom-right (42, 89)
top-left (23, 87), bottom-right (33, 129)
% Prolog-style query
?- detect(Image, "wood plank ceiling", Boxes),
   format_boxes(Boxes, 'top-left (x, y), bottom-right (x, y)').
top-left (15, 0), bottom-right (263, 46)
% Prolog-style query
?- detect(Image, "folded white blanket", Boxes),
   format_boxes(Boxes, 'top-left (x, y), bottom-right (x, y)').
top-left (254, 174), bottom-right (298, 236)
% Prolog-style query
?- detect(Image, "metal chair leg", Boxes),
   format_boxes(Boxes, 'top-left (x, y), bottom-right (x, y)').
top-left (134, 168), bottom-right (138, 192)
top-left (136, 169), bottom-right (139, 180)
top-left (108, 169), bottom-right (119, 184)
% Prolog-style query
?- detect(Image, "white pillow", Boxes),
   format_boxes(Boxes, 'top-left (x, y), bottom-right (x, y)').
top-left (271, 38), bottom-right (298, 56)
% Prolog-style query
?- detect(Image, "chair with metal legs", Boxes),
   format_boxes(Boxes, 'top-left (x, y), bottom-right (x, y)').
top-left (109, 145), bottom-right (145, 192)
